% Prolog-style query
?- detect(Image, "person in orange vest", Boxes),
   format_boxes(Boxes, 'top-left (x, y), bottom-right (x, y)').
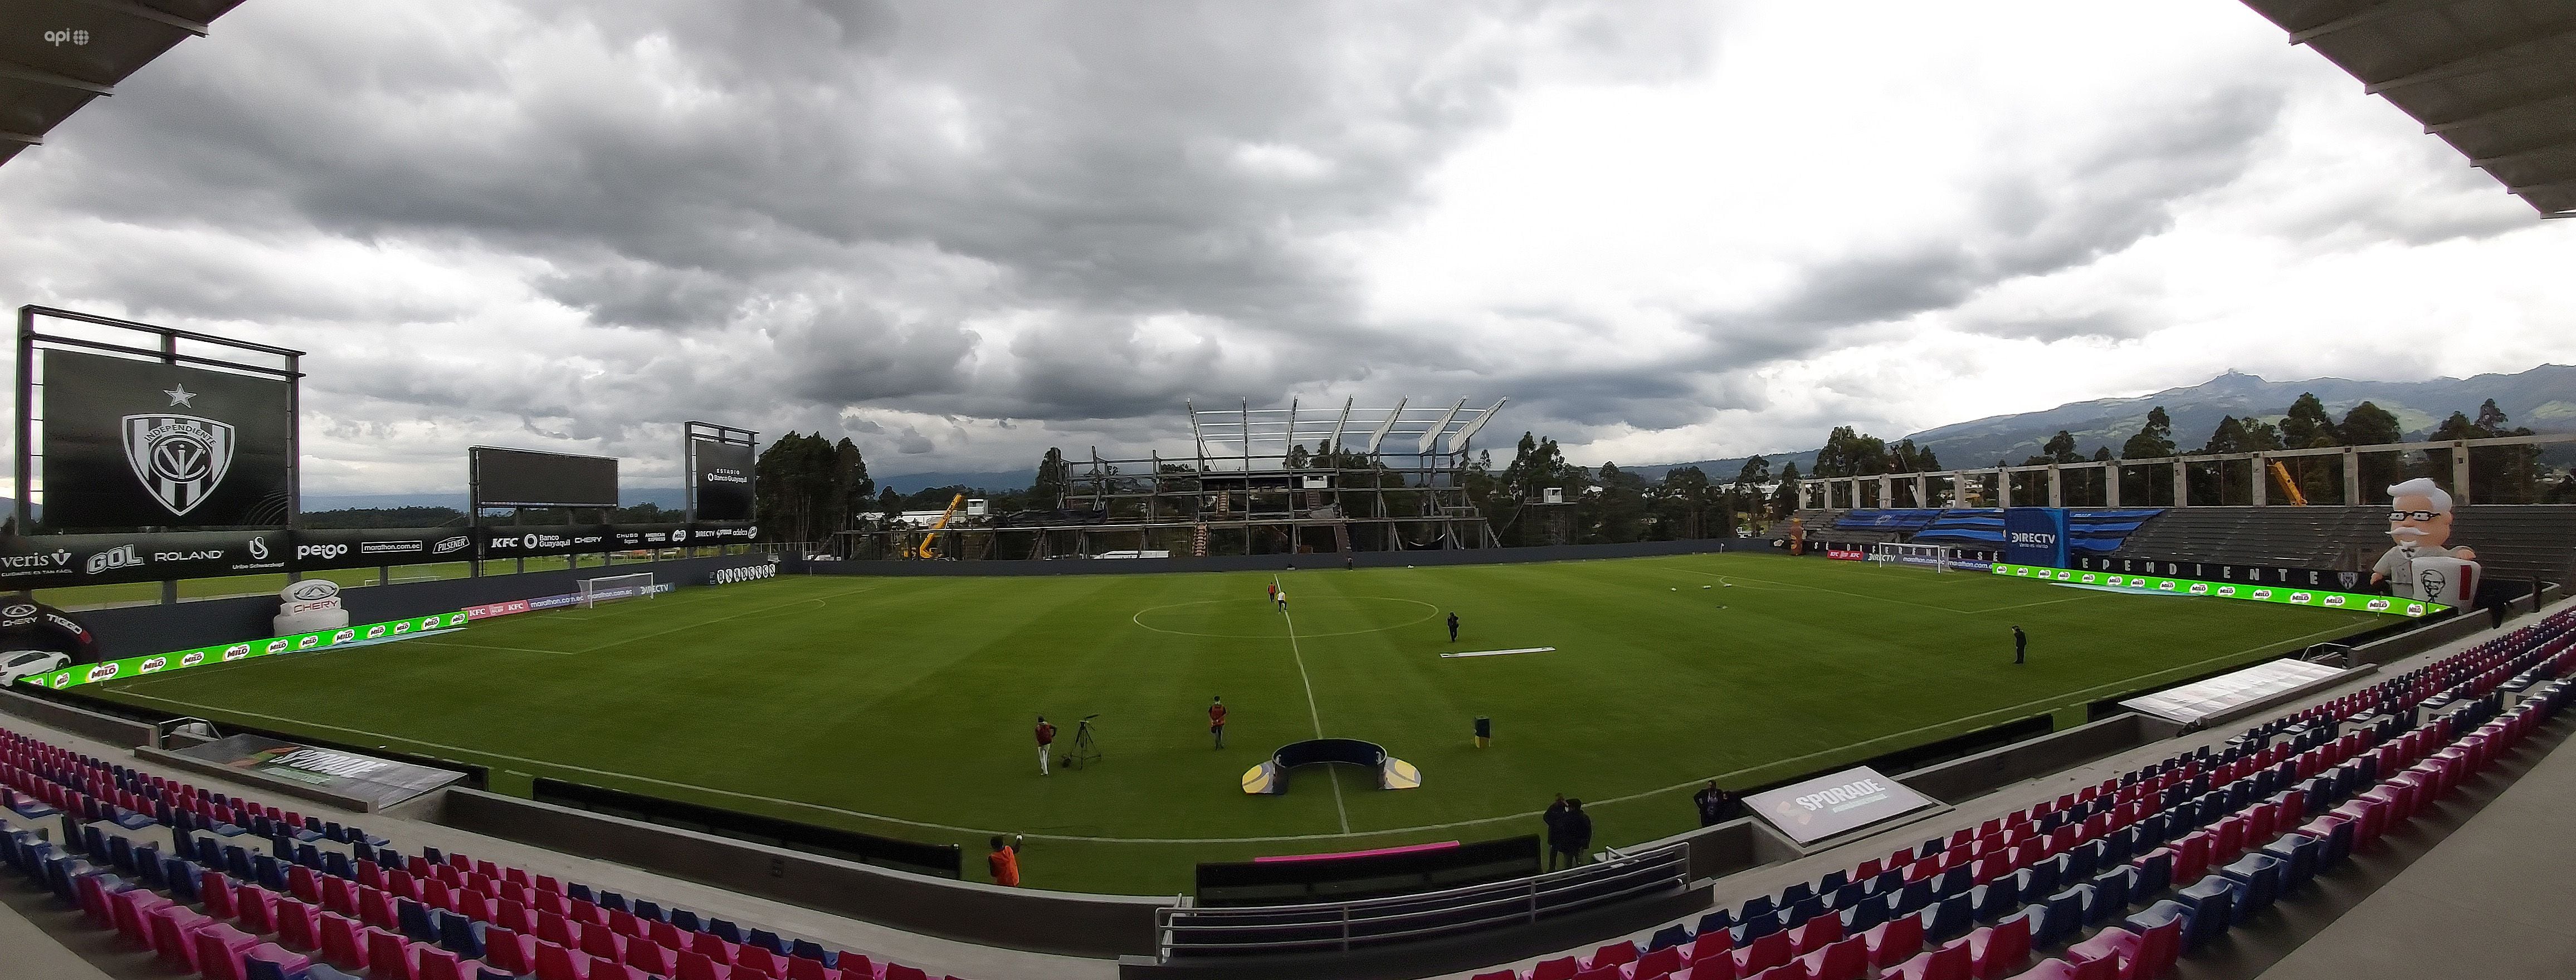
top-left (988, 834), bottom-right (1024, 886)
top-left (1034, 716), bottom-right (1056, 776)
top-left (1209, 695), bottom-right (1228, 749)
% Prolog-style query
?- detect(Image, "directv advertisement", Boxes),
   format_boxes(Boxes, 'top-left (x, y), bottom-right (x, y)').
top-left (2002, 507), bottom-right (2071, 569)
top-left (691, 438), bottom-right (756, 521)
top-left (287, 527), bottom-right (477, 571)
top-left (39, 350), bottom-right (296, 530)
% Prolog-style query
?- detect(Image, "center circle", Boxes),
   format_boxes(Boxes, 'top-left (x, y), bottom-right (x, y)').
top-left (1132, 596), bottom-right (1443, 639)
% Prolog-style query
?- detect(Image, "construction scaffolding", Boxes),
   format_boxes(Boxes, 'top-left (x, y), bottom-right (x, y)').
top-left (838, 398), bottom-right (1507, 560)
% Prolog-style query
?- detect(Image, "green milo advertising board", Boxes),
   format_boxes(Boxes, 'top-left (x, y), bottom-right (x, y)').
top-left (1988, 562), bottom-right (2445, 618)
top-left (17, 611), bottom-right (469, 691)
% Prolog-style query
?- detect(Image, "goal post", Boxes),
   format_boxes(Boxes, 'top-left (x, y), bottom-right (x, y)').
top-left (1874, 542), bottom-right (1951, 572)
top-left (578, 573), bottom-right (657, 608)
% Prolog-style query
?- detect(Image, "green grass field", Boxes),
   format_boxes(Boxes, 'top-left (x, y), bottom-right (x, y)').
top-left (85, 552), bottom-right (2379, 894)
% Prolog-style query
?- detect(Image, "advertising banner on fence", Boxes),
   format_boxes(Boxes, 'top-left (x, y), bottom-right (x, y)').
top-left (2002, 507), bottom-right (2070, 569)
top-left (477, 525), bottom-right (612, 559)
top-left (1744, 765), bottom-right (1937, 846)
top-left (288, 527), bottom-right (477, 571)
top-left (2071, 555), bottom-right (2360, 590)
top-left (37, 350), bottom-right (296, 531)
top-left (1990, 562), bottom-right (2441, 617)
top-left (0, 530), bottom-right (290, 590)
top-left (170, 733), bottom-right (466, 810)
top-left (12, 612), bottom-right (466, 690)
top-left (609, 523), bottom-right (690, 549)
top-left (687, 522), bottom-right (757, 544)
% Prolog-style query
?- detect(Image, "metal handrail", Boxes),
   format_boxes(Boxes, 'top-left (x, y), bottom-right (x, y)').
top-left (1157, 842), bottom-right (1690, 958)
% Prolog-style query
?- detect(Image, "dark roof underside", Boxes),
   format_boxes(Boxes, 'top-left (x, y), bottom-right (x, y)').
top-left (2242, 0), bottom-right (2576, 217)
top-left (0, 0), bottom-right (245, 168)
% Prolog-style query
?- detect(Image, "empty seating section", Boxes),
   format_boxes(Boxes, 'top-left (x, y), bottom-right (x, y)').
top-left (2, 722), bottom-right (973, 980)
top-left (1510, 606), bottom-right (2576, 980)
top-left (1835, 511), bottom-right (1947, 534)
top-left (2111, 506), bottom-right (2392, 571)
top-left (2447, 505), bottom-right (2576, 583)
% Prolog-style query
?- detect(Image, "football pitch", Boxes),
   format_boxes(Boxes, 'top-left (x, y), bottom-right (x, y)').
top-left (86, 553), bottom-right (2380, 894)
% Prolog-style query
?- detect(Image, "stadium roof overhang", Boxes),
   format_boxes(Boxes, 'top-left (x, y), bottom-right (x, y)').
top-left (2241, 0), bottom-right (2576, 218)
top-left (0, 0), bottom-right (245, 169)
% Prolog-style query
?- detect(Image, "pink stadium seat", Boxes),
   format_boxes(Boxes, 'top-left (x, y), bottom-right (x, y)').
top-left (1634, 945), bottom-right (1686, 979)
top-left (625, 937), bottom-right (677, 975)
top-left (235, 885), bottom-right (279, 935)
top-left (738, 945), bottom-right (790, 976)
top-left (683, 949), bottom-right (740, 980)
top-left (2068, 918), bottom-right (2179, 980)
top-left (1965, 915), bottom-right (2030, 979)
top-left (245, 943), bottom-right (315, 980)
top-left (1796, 935), bottom-right (1868, 980)
top-left (111, 885), bottom-right (174, 945)
top-left (1584, 940), bottom-right (1640, 972)
top-left (1791, 914), bottom-right (1843, 954)
top-left (1733, 932), bottom-right (1792, 976)
top-left (1689, 928), bottom-right (1735, 963)
top-left (1890, 940), bottom-right (1972, 980)
top-left (318, 913), bottom-right (369, 971)
top-left (1866, 915), bottom-right (1925, 969)
top-left (535, 943), bottom-right (591, 980)
top-left (275, 898), bottom-right (322, 952)
top-left (885, 965), bottom-right (931, 980)
top-left (367, 928), bottom-right (419, 980)
top-left (202, 874), bottom-right (242, 922)
top-left (418, 947), bottom-right (479, 980)
top-left (148, 904), bottom-right (215, 970)
top-left (193, 924), bottom-right (264, 980)
top-left (485, 925), bottom-right (540, 974)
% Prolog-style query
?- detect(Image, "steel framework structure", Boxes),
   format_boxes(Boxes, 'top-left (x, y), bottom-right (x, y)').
top-left (843, 398), bottom-right (1507, 560)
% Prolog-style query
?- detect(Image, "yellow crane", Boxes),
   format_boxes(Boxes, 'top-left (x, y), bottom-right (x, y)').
top-left (916, 493), bottom-right (966, 558)
top-left (2268, 460), bottom-right (2309, 506)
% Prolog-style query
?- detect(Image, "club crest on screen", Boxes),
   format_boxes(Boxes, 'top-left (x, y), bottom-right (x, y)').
top-left (121, 413), bottom-right (237, 516)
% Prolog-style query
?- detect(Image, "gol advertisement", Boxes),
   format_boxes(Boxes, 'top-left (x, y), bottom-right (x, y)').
top-left (12, 611), bottom-right (467, 690)
top-left (1988, 562), bottom-right (2443, 617)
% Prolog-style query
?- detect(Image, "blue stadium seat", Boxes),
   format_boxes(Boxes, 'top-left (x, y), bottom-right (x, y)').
top-left (2085, 868), bottom-right (2133, 924)
top-left (1694, 910), bottom-right (1733, 937)
top-left (1923, 894), bottom-right (1974, 943)
top-left (398, 899), bottom-right (440, 944)
top-left (670, 908), bottom-right (704, 933)
top-left (1740, 894), bottom-right (1776, 922)
top-left (1885, 879), bottom-right (1935, 918)
top-left (1841, 892), bottom-right (1889, 932)
top-left (1780, 882), bottom-right (1814, 906)
top-left (2261, 834), bottom-right (2323, 893)
top-left (2170, 877), bottom-right (2237, 949)
top-left (1647, 924), bottom-right (1691, 952)
top-left (1933, 866), bottom-right (1974, 900)
top-left (1968, 881), bottom-right (2019, 924)
top-left (2219, 853), bottom-right (2285, 922)
top-left (633, 899), bottom-right (665, 923)
top-left (710, 918), bottom-right (745, 943)
top-left (2130, 849), bottom-right (2173, 897)
top-left (1818, 870), bottom-right (1848, 894)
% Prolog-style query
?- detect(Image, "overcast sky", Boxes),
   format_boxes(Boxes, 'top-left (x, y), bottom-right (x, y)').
top-left (4, 0), bottom-right (2570, 493)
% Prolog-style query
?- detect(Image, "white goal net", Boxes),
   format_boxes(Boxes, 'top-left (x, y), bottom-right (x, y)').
top-left (1873, 542), bottom-right (1951, 572)
top-left (578, 573), bottom-right (657, 608)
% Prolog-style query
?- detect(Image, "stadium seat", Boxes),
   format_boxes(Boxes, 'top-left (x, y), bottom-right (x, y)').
top-left (1865, 915), bottom-right (1924, 969)
top-left (2027, 888), bottom-right (2086, 949)
top-left (318, 914), bottom-right (369, 971)
top-left (1795, 935), bottom-right (1868, 980)
top-left (2068, 918), bottom-right (2179, 980)
top-left (368, 928), bottom-right (420, 980)
top-left (1923, 895), bottom-right (1974, 943)
top-left (148, 903), bottom-right (215, 969)
top-left (1889, 939), bottom-right (1972, 980)
top-left (1650, 924), bottom-right (1694, 952)
top-left (193, 924), bottom-right (264, 980)
top-left (1965, 914), bottom-right (2031, 979)
top-left (1790, 915), bottom-right (1843, 954)
top-left (1530, 955), bottom-right (1582, 980)
top-left (1688, 928), bottom-right (1735, 964)
top-left (1731, 932), bottom-right (1792, 976)
top-left (1633, 944), bottom-right (1685, 979)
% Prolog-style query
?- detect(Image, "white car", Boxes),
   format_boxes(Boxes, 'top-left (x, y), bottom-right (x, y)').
top-left (1, 649), bottom-right (71, 687)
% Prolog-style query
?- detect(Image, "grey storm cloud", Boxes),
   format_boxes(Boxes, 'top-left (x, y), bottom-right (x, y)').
top-left (0, 0), bottom-right (2449, 488)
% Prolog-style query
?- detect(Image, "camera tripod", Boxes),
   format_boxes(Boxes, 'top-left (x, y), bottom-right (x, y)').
top-left (1066, 714), bottom-right (1103, 770)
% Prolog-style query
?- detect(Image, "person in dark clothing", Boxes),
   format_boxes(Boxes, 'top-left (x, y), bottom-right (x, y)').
top-left (1447, 612), bottom-right (1460, 643)
top-left (1694, 781), bottom-right (1736, 827)
top-left (1563, 799), bottom-right (1593, 867)
top-left (1543, 794), bottom-right (1573, 870)
top-left (2013, 625), bottom-right (2028, 664)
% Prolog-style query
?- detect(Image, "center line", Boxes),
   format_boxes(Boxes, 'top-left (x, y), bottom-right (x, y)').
top-left (1277, 575), bottom-right (1348, 834)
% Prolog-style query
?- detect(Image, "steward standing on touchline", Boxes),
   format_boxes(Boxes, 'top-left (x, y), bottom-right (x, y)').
top-left (1035, 716), bottom-right (1056, 776)
top-left (1209, 695), bottom-right (1227, 749)
top-left (2012, 625), bottom-right (2027, 665)
top-left (988, 835), bottom-right (1024, 886)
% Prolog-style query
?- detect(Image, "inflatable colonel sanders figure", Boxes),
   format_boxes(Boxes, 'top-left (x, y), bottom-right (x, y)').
top-left (2368, 477), bottom-right (2480, 605)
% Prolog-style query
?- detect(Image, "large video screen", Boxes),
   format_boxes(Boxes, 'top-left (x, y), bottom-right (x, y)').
top-left (691, 439), bottom-right (755, 521)
top-left (39, 350), bottom-right (295, 530)
top-left (471, 447), bottom-right (618, 508)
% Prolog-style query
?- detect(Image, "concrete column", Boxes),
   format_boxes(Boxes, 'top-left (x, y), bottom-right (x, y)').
top-left (2047, 465), bottom-right (2063, 507)
top-left (1998, 469), bottom-right (2012, 508)
top-left (2106, 464), bottom-right (2121, 507)
top-left (1916, 474), bottom-right (1930, 508)
top-left (2343, 449), bottom-right (2361, 504)
top-left (1879, 474), bottom-right (1894, 508)
top-left (2451, 442), bottom-right (2472, 503)
top-left (2171, 460), bottom-right (2188, 508)
top-left (2251, 454), bottom-right (2268, 506)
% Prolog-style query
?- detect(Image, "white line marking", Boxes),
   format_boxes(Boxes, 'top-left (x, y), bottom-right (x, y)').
top-left (1276, 574), bottom-right (1349, 834)
top-left (1438, 646), bottom-right (1557, 659)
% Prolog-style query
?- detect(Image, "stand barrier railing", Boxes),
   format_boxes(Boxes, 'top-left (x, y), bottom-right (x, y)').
top-left (1155, 841), bottom-right (1691, 959)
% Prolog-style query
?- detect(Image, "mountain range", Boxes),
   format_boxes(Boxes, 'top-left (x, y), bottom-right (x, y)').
top-left (1630, 365), bottom-right (2576, 482)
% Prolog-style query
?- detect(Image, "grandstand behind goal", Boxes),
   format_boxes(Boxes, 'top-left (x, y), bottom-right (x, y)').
top-left (1872, 542), bottom-right (1950, 572)
top-left (579, 572), bottom-right (657, 608)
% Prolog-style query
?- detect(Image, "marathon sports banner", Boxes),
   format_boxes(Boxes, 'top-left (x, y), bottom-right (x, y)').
top-left (690, 439), bottom-right (757, 522)
top-left (12, 612), bottom-right (465, 691)
top-left (1743, 766), bottom-right (1937, 846)
top-left (169, 734), bottom-right (466, 810)
top-left (2002, 507), bottom-right (2070, 569)
top-left (1990, 562), bottom-right (2442, 618)
top-left (287, 527), bottom-right (476, 571)
top-left (477, 525), bottom-right (612, 559)
top-left (0, 530), bottom-right (289, 590)
top-left (2070, 555), bottom-right (2359, 591)
top-left (38, 350), bottom-right (295, 530)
